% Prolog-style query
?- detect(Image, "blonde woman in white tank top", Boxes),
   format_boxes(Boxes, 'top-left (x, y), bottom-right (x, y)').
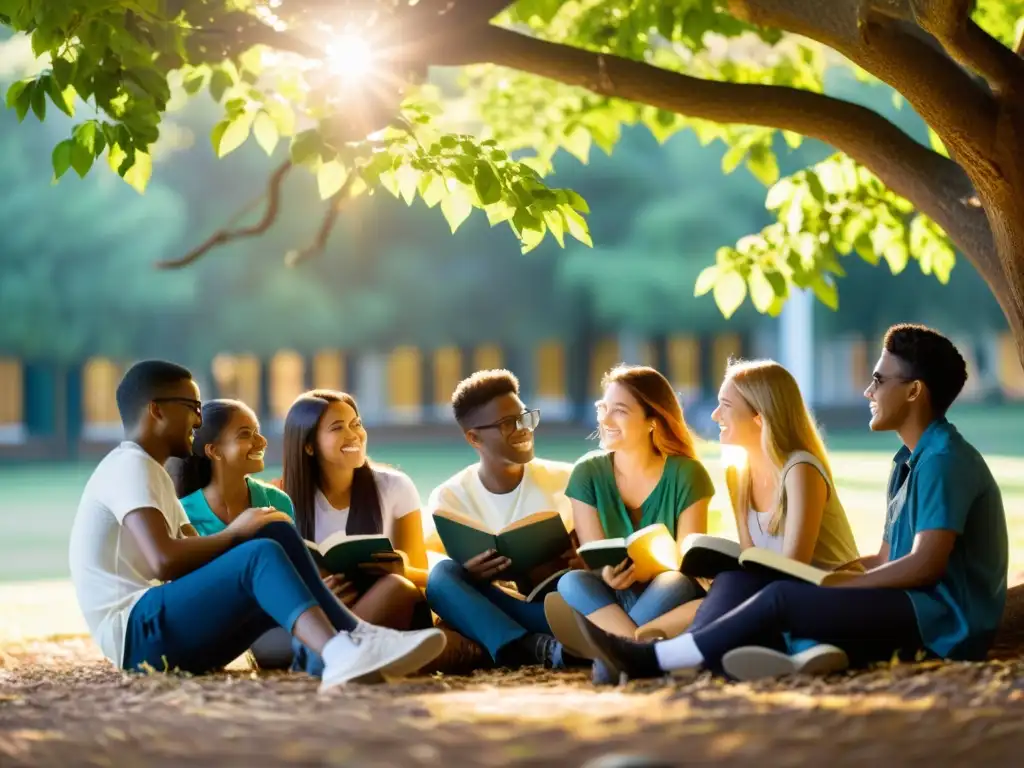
top-left (639, 359), bottom-right (860, 640)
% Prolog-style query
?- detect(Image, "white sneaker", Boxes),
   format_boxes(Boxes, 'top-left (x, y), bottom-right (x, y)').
top-left (721, 643), bottom-right (849, 681)
top-left (318, 623), bottom-right (447, 693)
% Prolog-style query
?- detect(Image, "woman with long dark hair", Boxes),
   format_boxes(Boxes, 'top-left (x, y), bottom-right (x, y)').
top-left (167, 398), bottom-right (297, 669)
top-left (282, 390), bottom-right (429, 634)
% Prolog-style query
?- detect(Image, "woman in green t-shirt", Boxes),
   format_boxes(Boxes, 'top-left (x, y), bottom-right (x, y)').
top-left (551, 365), bottom-right (715, 673)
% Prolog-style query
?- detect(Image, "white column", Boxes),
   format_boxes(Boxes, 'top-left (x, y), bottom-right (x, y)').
top-left (779, 289), bottom-right (815, 404)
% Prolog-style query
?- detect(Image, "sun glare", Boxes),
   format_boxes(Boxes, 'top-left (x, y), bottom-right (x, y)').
top-left (720, 444), bottom-right (749, 470)
top-left (325, 35), bottom-right (374, 79)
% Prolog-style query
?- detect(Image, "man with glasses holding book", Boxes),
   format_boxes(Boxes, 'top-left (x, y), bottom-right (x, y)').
top-left (424, 369), bottom-right (587, 670)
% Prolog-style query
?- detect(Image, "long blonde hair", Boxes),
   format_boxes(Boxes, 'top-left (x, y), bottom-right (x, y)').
top-left (722, 359), bottom-right (832, 536)
top-left (602, 365), bottom-right (698, 459)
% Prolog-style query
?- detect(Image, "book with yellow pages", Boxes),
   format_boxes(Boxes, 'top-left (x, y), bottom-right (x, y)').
top-left (678, 533), bottom-right (864, 585)
top-left (431, 508), bottom-right (572, 587)
top-left (576, 523), bottom-right (682, 582)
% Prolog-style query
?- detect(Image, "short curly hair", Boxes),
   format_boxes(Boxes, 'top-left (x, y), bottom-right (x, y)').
top-left (883, 323), bottom-right (967, 416)
top-left (451, 369), bottom-right (520, 427)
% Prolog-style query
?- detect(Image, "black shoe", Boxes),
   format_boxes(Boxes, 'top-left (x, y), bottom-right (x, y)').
top-left (572, 613), bottom-right (663, 682)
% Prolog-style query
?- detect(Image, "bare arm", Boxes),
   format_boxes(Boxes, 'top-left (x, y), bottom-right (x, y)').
top-left (391, 510), bottom-right (429, 588)
top-left (675, 498), bottom-right (710, 546)
top-left (123, 506), bottom-right (291, 582)
top-left (123, 508), bottom-right (238, 582)
top-left (570, 499), bottom-right (606, 545)
top-left (780, 464), bottom-right (828, 565)
top-left (834, 531), bottom-right (954, 589)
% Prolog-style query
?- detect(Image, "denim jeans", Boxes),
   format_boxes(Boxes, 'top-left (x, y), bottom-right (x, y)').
top-left (424, 559), bottom-right (553, 661)
top-left (557, 568), bottom-right (703, 626)
top-left (122, 521), bottom-right (359, 674)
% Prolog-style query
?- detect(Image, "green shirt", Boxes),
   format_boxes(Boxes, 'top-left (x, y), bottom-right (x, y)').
top-left (566, 450), bottom-right (716, 539)
top-left (180, 477), bottom-right (295, 536)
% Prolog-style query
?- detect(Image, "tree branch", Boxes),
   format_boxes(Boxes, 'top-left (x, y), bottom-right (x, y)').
top-left (907, 0), bottom-right (1024, 92)
top-left (285, 175), bottom-right (359, 266)
top-left (454, 25), bottom-right (995, 275)
top-left (156, 161), bottom-right (293, 269)
top-left (726, 0), bottom-right (999, 167)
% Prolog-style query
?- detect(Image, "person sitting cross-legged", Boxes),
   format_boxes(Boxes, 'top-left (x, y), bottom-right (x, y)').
top-left (567, 325), bottom-right (1008, 682)
top-left (68, 360), bottom-right (446, 693)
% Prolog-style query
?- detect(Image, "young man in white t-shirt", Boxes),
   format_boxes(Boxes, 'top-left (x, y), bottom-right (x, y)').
top-left (67, 360), bottom-right (445, 692)
top-left (424, 369), bottom-right (585, 669)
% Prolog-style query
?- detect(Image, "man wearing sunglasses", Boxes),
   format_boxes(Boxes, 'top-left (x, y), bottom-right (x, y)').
top-left (424, 369), bottom-right (586, 670)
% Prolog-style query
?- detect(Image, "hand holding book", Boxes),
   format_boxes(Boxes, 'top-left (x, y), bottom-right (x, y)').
top-left (602, 559), bottom-right (637, 590)
top-left (358, 551), bottom-right (407, 580)
top-left (323, 574), bottom-right (359, 606)
top-left (463, 549), bottom-right (512, 582)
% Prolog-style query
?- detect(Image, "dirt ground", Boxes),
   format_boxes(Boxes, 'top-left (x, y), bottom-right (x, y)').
top-left (1, 636), bottom-right (1023, 768)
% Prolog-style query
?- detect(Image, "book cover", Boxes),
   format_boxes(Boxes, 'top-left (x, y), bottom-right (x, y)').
top-left (576, 523), bottom-right (681, 581)
top-left (679, 534), bottom-right (743, 579)
top-left (306, 534), bottom-right (396, 576)
top-left (738, 547), bottom-right (864, 586)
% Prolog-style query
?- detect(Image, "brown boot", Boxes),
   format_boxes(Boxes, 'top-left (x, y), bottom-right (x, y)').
top-left (418, 622), bottom-right (492, 675)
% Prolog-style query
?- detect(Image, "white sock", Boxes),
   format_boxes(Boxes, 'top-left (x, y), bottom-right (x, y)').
top-left (653, 632), bottom-right (704, 671)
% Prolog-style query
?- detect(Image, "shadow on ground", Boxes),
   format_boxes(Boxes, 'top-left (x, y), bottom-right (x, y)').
top-left (1, 637), bottom-right (1023, 767)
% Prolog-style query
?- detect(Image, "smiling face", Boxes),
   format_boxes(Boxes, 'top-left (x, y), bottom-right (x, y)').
top-left (206, 405), bottom-right (267, 476)
top-left (595, 382), bottom-right (654, 453)
top-left (864, 350), bottom-right (918, 432)
top-left (711, 379), bottom-right (762, 448)
top-left (313, 400), bottom-right (368, 472)
top-left (465, 393), bottom-right (537, 465)
top-left (152, 378), bottom-right (203, 460)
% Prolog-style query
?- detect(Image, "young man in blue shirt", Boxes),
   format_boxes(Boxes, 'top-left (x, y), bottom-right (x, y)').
top-left (570, 324), bottom-right (1008, 682)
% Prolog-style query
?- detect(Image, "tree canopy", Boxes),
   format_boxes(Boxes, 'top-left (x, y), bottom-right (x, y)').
top-left (3, 1), bottom-right (1024, 352)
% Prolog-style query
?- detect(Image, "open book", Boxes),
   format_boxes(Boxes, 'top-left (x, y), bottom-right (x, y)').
top-left (431, 509), bottom-right (572, 599)
top-left (576, 523), bottom-right (682, 582)
top-left (304, 533), bottom-right (397, 576)
top-left (678, 533), bottom-right (864, 586)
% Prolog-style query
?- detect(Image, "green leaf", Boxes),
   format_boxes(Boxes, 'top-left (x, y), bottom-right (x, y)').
top-left (14, 80), bottom-right (33, 122)
top-left (565, 189), bottom-right (589, 213)
top-left (253, 112), bottom-right (279, 155)
top-left (746, 144), bottom-right (780, 186)
top-left (396, 165), bottom-right (419, 205)
top-left (473, 160), bottom-right (502, 206)
top-left (214, 112), bottom-right (254, 157)
top-left (183, 69), bottom-right (206, 95)
top-left (563, 207), bottom-right (592, 247)
top-left (290, 129), bottom-right (324, 167)
top-left (748, 265), bottom-right (775, 313)
top-left (811, 277), bottom-right (839, 310)
top-left (927, 127), bottom-right (949, 159)
top-left (712, 270), bottom-right (746, 319)
top-left (5, 79), bottom-right (29, 110)
top-left (721, 143), bottom-right (747, 174)
top-left (209, 69), bottom-right (234, 103)
top-left (70, 140), bottom-right (94, 178)
top-left (782, 131), bottom-right (803, 149)
top-left (264, 98), bottom-right (296, 137)
top-left (440, 187), bottom-right (473, 233)
top-left (30, 78), bottom-right (46, 121)
top-left (47, 77), bottom-right (74, 117)
top-left (51, 139), bottom-right (73, 180)
top-left (317, 160), bottom-right (347, 199)
top-left (123, 152), bottom-right (153, 194)
top-left (543, 209), bottom-right (565, 247)
top-left (694, 265), bottom-right (719, 297)
top-left (562, 126), bottom-right (592, 163)
top-left (73, 122), bottom-right (99, 156)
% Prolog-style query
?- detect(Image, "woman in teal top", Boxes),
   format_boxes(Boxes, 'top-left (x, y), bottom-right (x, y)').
top-left (552, 365), bottom-right (715, 681)
top-left (167, 399), bottom-right (296, 669)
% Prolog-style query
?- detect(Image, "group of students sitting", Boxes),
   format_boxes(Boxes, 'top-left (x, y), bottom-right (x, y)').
top-left (67, 322), bottom-right (1008, 694)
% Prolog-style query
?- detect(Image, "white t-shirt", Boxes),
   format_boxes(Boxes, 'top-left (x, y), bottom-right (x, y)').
top-left (426, 457), bottom-right (575, 534)
top-left (68, 442), bottom-right (190, 667)
top-left (313, 466), bottom-right (421, 544)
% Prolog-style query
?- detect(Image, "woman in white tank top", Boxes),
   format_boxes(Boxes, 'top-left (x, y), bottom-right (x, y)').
top-left (640, 359), bottom-right (860, 640)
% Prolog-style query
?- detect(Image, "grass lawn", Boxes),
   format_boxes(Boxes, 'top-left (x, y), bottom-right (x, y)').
top-left (3, 402), bottom-right (1023, 585)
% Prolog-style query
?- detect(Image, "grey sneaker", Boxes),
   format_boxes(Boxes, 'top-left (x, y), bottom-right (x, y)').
top-left (721, 643), bottom-right (849, 681)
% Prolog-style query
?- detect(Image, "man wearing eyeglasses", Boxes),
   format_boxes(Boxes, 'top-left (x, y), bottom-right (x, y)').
top-left (424, 369), bottom-right (586, 670)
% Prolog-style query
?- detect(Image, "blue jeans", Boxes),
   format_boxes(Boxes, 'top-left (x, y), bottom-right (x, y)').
top-left (425, 559), bottom-right (552, 661)
top-left (122, 521), bottom-right (359, 674)
top-left (557, 569), bottom-right (702, 626)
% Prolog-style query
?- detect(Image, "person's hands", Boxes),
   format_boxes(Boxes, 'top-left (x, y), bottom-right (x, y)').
top-left (358, 551), bottom-right (407, 580)
top-left (562, 545), bottom-right (586, 571)
top-left (225, 507), bottom-right (293, 540)
top-left (601, 558), bottom-right (636, 590)
top-left (323, 574), bottom-right (360, 606)
top-left (463, 550), bottom-right (511, 582)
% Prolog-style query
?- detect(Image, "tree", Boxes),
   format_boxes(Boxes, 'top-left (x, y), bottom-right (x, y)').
top-left (3, 2), bottom-right (1024, 361)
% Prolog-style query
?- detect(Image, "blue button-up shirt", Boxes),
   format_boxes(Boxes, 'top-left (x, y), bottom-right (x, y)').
top-left (884, 418), bottom-right (1007, 660)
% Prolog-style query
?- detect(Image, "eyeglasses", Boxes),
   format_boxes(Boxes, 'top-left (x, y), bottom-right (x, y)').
top-left (471, 409), bottom-right (540, 439)
top-left (868, 372), bottom-right (914, 391)
top-left (153, 397), bottom-right (202, 417)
